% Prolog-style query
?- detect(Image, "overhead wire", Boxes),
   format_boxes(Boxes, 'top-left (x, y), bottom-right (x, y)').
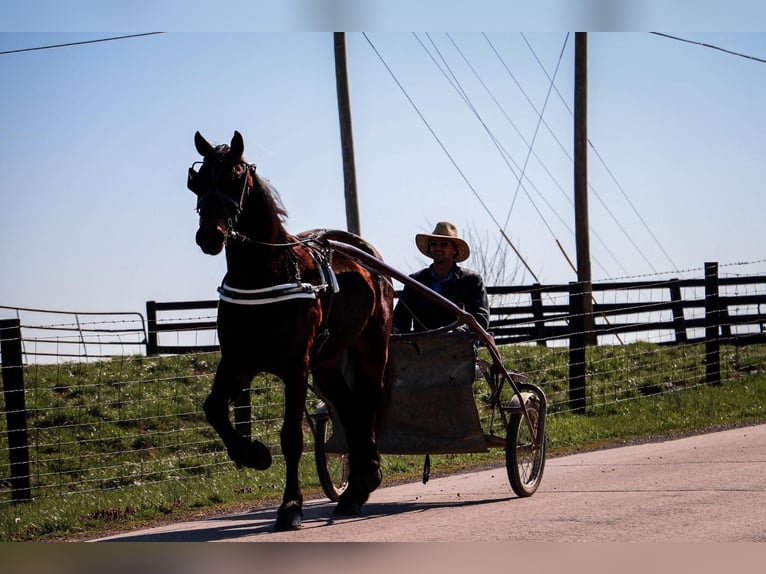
top-left (420, 34), bottom-right (568, 247)
top-left (400, 32), bottom-right (622, 280)
top-left (419, 32), bottom-right (557, 276)
top-left (478, 33), bottom-right (628, 276)
top-left (651, 32), bottom-right (766, 64)
top-left (361, 32), bottom-right (541, 283)
top-left (440, 35), bottom-right (628, 277)
top-left (518, 32), bottom-right (674, 275)
top-left (498, 34), bottom-right (568, 223)
top-left (430, 33), bottom-right (614, 277)
top-left (515, 31), bottom-right (766, 274)
top-left (487, 34), bottom-right (638, 275)
top-left (440, 33), bottom-right (574, 276)
top-left (0, 33), bottom-right (165, 56)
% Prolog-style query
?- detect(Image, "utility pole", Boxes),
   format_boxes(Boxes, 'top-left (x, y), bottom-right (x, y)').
top-left (574, 32), bottom-right (595, 344)
top-left (333, 32), bottom-right (361, 235)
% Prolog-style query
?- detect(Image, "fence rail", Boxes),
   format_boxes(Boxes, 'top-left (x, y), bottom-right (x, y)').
top-left (145, 300), bottom-right (218, 355)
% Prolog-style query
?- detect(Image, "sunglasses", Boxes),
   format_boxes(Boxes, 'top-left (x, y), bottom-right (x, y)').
top-left (428, 240), bottom-right (453, 248)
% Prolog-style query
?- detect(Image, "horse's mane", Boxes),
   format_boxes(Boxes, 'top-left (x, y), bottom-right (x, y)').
top-left (238, 159), bottom-right (290, 244)
top-left (252, 172), bottom-right (288, 224)
top-left (211, 141), bottom-right (289, 226)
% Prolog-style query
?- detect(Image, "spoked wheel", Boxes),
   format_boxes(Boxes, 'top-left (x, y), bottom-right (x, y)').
top-left (313, 415), bottom-right (350, 502)
top-left (505, 395), bottom-right (546, 497)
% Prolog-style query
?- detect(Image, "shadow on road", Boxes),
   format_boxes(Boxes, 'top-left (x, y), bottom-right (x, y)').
top-left (97, 496), bottom-right (511, 542)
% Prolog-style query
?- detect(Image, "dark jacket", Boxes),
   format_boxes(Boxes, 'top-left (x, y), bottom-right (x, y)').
top-left (392, 265), bottom-right (490, 333)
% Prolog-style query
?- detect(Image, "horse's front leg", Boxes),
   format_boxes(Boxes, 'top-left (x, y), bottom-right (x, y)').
top-left (274, 370), bottom-right (309, 531)
top-left (203, 358), bottom-right (272, 470)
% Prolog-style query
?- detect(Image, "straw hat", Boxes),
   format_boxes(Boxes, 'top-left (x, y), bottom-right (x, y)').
top-left (415, 221), bottom-right (470, 263)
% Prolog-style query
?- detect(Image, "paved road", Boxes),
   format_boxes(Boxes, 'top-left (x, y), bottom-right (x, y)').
top-left (92, 423), bottom-right (766, 542)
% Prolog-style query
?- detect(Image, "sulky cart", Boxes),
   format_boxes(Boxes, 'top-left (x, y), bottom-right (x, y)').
top-left (308, 240), bottom-right (547, 501)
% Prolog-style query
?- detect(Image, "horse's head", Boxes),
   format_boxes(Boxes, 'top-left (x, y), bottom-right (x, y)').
top-left (187, 130), bottom-right (254, 255)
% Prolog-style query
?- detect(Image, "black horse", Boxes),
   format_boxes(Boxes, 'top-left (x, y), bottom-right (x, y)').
top-left (187, 131), bottom-right (394, 530)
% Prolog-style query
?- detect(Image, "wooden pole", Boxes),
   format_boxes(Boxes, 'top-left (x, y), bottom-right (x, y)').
top-left (334, 32), bottom-right (361, 235)
top-left (574, 32), bottom-right (595, 345)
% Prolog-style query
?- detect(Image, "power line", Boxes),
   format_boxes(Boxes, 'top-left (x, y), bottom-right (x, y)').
top-left (651, 32), bottom-right (766, 64)
top-left (419, 33), bottom-right (570, 274)
top-left (520, 32), bottom-right (676, 275)
top-left (408, 33), bottom-right (620, 279)
top-left (0, 33), bottom-right (165, 56)
top-left (420, 34), bottom-right (562, 239)
top-left (362, 33), bottom-right (540, 282)
top-left (483, 33), bottom-right (626, 276)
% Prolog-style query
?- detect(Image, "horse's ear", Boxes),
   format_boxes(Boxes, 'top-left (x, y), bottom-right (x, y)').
top-left (231, 131), bottom-right (245, 159)
top-left (194, 131), bottom-right (215, 158)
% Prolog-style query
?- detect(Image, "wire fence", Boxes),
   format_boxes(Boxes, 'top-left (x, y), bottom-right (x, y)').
top-left (0, 306), bottom-right (146, 364)
top-left (1, 261), bottom-right (766, 507)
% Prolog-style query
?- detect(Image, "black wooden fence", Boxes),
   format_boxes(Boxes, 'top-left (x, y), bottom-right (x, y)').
top-left (145, 262), bottom-right (766, 354)
top-left (487, 264), bottom-right (766, 348)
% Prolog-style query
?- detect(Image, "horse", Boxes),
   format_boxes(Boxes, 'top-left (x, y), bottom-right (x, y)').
top-left (186, 130), bottom-right (394, 531)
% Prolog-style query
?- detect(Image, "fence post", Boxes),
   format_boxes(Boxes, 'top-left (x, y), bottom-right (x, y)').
top-left (568, 282), bottom-right (587, 414)
top-left (531, 283), bottom-right (547, 347)
top-left (704, 262), bottom-right (721, 386)
top-left (0, 319), bottom-right (32, 502)
top-left (146, 301), bottom-right (158, 356)
top-left (669, 279), bottom-right (688, 343)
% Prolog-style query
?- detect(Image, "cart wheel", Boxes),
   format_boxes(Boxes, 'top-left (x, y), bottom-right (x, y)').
top-left (313, 415), bottom-right (350, 502)
top-left (505, 396), bottom-right (546, 497)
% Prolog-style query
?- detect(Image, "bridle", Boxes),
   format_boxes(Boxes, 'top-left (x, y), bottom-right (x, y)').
top-left (187, 158), bottom-right (255, 236)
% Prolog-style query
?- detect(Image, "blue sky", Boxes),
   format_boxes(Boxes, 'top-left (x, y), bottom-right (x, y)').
top-left (1, 27), bottom-right (765, 317)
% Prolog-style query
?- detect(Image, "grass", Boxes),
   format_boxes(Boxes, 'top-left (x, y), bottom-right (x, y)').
top-left (0, 341), bottom-right (764, 541)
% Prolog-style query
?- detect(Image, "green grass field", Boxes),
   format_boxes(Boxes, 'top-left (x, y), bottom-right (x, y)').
top-left (1, 341), bottom-right (764, 541)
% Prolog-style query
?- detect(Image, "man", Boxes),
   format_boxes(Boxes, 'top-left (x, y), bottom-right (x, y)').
top-left (392, 221), bottom-right (490, 334)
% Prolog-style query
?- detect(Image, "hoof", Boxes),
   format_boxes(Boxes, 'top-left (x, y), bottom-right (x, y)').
top-left (228, 438), bottom-right (272, 470)
top-left (275, 501), bottom-right (303, 531)
top-left (333, 493), bottom-right (365, 516)
top-left (362, 467), bottom-right (383, 493)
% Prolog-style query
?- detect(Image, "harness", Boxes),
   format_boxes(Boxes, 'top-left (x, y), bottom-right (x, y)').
top-left (217, 240), bottom-right (340, 357)
top-left (190, 152), bottom-right (343, 352)
top-left (217, 247), bottom-right (340, 306)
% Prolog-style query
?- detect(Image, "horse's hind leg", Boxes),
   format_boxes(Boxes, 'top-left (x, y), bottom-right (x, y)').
top-left (338, 335), bottom-right (392, 515)
top-left (316, 349), bottom-right (386, 516)
top-left (333, 400), bottom-right (383, 516)
top-left (203, 359), bottom-right (272, 470)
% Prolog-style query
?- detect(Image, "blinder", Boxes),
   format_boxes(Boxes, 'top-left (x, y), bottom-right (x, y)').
top-left (186, 162), bottom-right (203, 194)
